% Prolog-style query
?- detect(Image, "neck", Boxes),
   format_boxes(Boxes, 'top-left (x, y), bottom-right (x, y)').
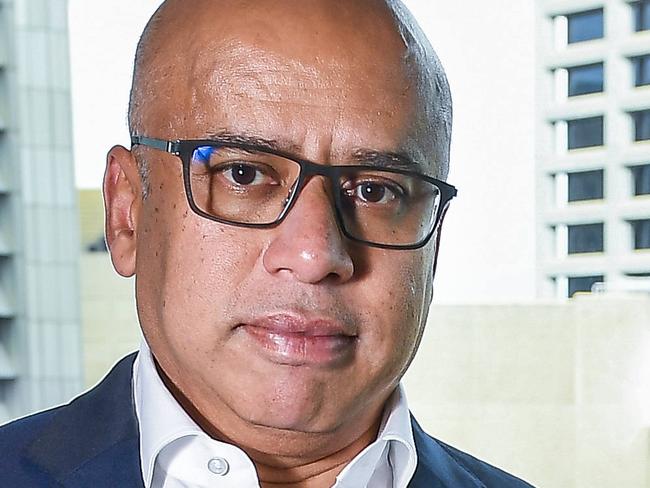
top-left (154, 360), bottom-right (386, 488)
top-left (251, 419), bottom-right (381, 488)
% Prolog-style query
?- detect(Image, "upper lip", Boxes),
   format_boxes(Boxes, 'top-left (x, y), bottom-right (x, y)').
top-left (241, 313), bottom-right (357, 337)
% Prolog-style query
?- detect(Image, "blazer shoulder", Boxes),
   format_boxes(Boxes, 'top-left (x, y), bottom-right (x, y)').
top-left (0, 352), bottom-right (138, 440)
top-left (411, 417), bottom-right (536, 488)
top-left (435, 438), bottom-right (536, 488)
top-left (0, 404), bottom-right (61, 449)
top-left (0, 353), bottom-right (140, 486)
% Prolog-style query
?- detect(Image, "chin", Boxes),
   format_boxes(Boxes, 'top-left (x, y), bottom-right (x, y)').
top-left (248, 412), bottom-right (321, 433)
top-left (237, 383), bottom-right (336, 434)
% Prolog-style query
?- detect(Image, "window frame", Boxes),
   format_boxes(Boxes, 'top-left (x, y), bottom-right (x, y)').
top-left (567, 8), bottom-right (605, 44)
top-left (631, 54), bottom-right (650, 87)
top-left (630, 219), bottom-right (650, 250)
top-left (568, 169), bottom-right (604, 202)
top-left (633, 0), bottom-right (650, 32)
top-left (567, 62), bottom-right (604, 96)
top-left (631, 164), bottom-right (650, 196)
top-left (632, 110), bottom-right (650, 142)
top-left (567, 115), bottom-right (605, 150)
top-left (567, 222), bottom-right (605, 254)
top-left (568, 275), bottom-right (604, 297)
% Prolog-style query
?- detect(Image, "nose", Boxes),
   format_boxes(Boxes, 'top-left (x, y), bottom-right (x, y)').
top-left (262, 177), bottom-right (355, 284)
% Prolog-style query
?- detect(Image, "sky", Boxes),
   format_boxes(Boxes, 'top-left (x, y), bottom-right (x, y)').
top-left (67, 0), bottom-right (538, 303)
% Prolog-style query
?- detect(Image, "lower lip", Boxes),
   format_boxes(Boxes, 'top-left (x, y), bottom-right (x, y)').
top-left (241, 326), bottom-right (356, 366)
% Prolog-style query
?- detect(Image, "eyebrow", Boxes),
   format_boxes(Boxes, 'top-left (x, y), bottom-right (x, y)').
top-left (350, 148), bottom-right (424, 172)
top-left (206, 130), bottom-right (300, 154)
top-left (204, 130), bottom-right (426, 172)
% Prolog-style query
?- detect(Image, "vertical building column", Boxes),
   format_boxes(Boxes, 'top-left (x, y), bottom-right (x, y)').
top-left (0, 0), bottom-right (19, 420)
top-left (0, 0), bottom-right (82, 421)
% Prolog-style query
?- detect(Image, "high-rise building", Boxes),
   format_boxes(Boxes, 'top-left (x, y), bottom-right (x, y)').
top-left (0, 0), bottom-right (82, 423)
top-left (536, 0), bottom-right (650, 298)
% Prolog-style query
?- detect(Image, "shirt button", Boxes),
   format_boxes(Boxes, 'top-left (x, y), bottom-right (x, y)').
top-left (207, 457), bottom-right (230, 476)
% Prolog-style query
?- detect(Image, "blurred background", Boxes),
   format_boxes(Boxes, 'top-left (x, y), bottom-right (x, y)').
top-left (0, 0), bottom-right (649, 486)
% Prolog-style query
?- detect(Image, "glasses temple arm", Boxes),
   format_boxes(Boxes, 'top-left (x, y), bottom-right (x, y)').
top-left (130, 135), bottom-right (177, 154)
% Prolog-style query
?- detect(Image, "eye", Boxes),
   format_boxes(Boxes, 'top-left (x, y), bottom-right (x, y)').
top-left (226, 164), bottom-right (262, 186)
top-left (215, 162), bottom-right (279, 187)
top-left (344, 180), bottom-right (404, 205)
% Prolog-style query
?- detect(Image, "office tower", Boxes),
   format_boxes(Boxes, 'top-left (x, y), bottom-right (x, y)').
top-left (0, 0), bottom-right (82, 422)
top-left (536, 0), bottom-right (650, 298)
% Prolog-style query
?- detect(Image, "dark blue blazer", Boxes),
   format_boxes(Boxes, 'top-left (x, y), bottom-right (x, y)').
top-left (0, 354), bottom-right (534, 487)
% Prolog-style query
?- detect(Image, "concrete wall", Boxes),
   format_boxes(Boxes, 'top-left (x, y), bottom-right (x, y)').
top-left (80, 253), bottom-right (139, 388)
top-left (405, 295), bottom-right (650, 488)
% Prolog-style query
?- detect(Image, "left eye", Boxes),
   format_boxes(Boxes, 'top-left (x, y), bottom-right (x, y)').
top-left (345, 181), bottom-right (402, 204)
top-left (225, 164), bottom-right (265, 186)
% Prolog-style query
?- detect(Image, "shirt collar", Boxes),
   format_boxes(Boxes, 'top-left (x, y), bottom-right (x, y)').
top-left (335, 384), bottom-right (418, 487)
top-left (133, 340), bottom-right (418, 488)
top-left (133, 340), bottom-right (206, 487)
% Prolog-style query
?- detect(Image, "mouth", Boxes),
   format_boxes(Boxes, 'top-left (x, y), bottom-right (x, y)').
top-left (237, 313), bottom-right (358, 366)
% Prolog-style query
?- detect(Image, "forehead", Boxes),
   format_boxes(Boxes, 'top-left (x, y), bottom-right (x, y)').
top-left (139, 0), bottom-right (427, 160)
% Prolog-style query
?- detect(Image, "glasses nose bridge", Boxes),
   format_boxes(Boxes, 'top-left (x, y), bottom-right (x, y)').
top-left (292, 158), bottom-right (340, 203)
top-left (299, 157), bottom-right (338, 182)
top-left (280, 158), bottom-right (342, 226)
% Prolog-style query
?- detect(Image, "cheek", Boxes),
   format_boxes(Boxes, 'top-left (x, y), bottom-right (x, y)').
top-left (359, 251), bottom-right (432, 369)
top-left (134, 172), bottom-right (263, 349)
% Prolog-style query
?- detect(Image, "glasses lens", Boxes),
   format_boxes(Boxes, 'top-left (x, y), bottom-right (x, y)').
top-left (337, 168), bottom-right (442, 246)
top-left (189, 145), bottom-right (300, 224)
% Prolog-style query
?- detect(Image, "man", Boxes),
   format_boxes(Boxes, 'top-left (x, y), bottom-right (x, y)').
top-left (0, 0), bottom-right (533, 486)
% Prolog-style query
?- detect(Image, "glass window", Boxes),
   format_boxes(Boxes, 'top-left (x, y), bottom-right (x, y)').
top-left (568, 223), bottom-right (604, 254)
top-left (632, 164), bottom-right (650, 195)
top-left (568, 169), bottom-right (604, 201)
top-left (633, 1), bottom-right (650, 31)
top-left (626, 271), bottom-right (650, 277)
top-left (568, 275), bottom-right (604, 297)
top-left (568, 63), bottom-right (604, 96)
top-left (631, 219), bottom-right (650, 249)
top-left (85, 234), bottom-right (108, 253)
top-left (567, 116), bottom-right (604, 149)
top-left (568, 9), bottom-right (604, 43)
top-left (632, 110), bottom-right (650, 141)
top-left (632, 55), bottom-right (650, 86)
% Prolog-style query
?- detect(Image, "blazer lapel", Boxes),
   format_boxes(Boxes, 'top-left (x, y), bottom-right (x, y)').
top-left (24, 353), bottom-right (144, 488)
top-left (409, 417), bottom-right (485, 488)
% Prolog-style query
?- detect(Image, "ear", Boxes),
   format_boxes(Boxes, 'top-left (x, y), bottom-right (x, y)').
top-left (103, 145), bottom-right (142, 277)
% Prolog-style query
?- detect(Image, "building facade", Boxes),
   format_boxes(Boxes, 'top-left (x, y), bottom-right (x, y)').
top-left (0, 0), bottom-right (82, 423)
top-left (536, 0), bottom-right (650, 298)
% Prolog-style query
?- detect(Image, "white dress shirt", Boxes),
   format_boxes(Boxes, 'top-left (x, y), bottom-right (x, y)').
top-left (133, 340), bottom-right (418, 488)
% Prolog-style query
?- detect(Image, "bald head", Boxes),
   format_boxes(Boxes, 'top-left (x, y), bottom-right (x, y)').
top-left (128, 0), bottom-right (452, 186)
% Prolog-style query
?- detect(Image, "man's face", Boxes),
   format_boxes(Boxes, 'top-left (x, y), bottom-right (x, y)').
top-left (115, 0), bottom-right (441, 444)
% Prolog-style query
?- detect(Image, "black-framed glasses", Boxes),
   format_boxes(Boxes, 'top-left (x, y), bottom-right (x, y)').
top-left (131, 135), bottom-right (457, 250)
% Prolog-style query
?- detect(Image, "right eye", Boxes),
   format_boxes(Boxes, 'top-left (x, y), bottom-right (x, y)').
top-left (191, 146), bottom-right (284, 189)
top-left (213, 162), bottom-right (280, 188)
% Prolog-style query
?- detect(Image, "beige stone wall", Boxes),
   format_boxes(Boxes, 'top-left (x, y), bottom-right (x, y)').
top-left (80, 253), bottom-right (140, 388)
top-left (405, 295), bottom-right (650, 488)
